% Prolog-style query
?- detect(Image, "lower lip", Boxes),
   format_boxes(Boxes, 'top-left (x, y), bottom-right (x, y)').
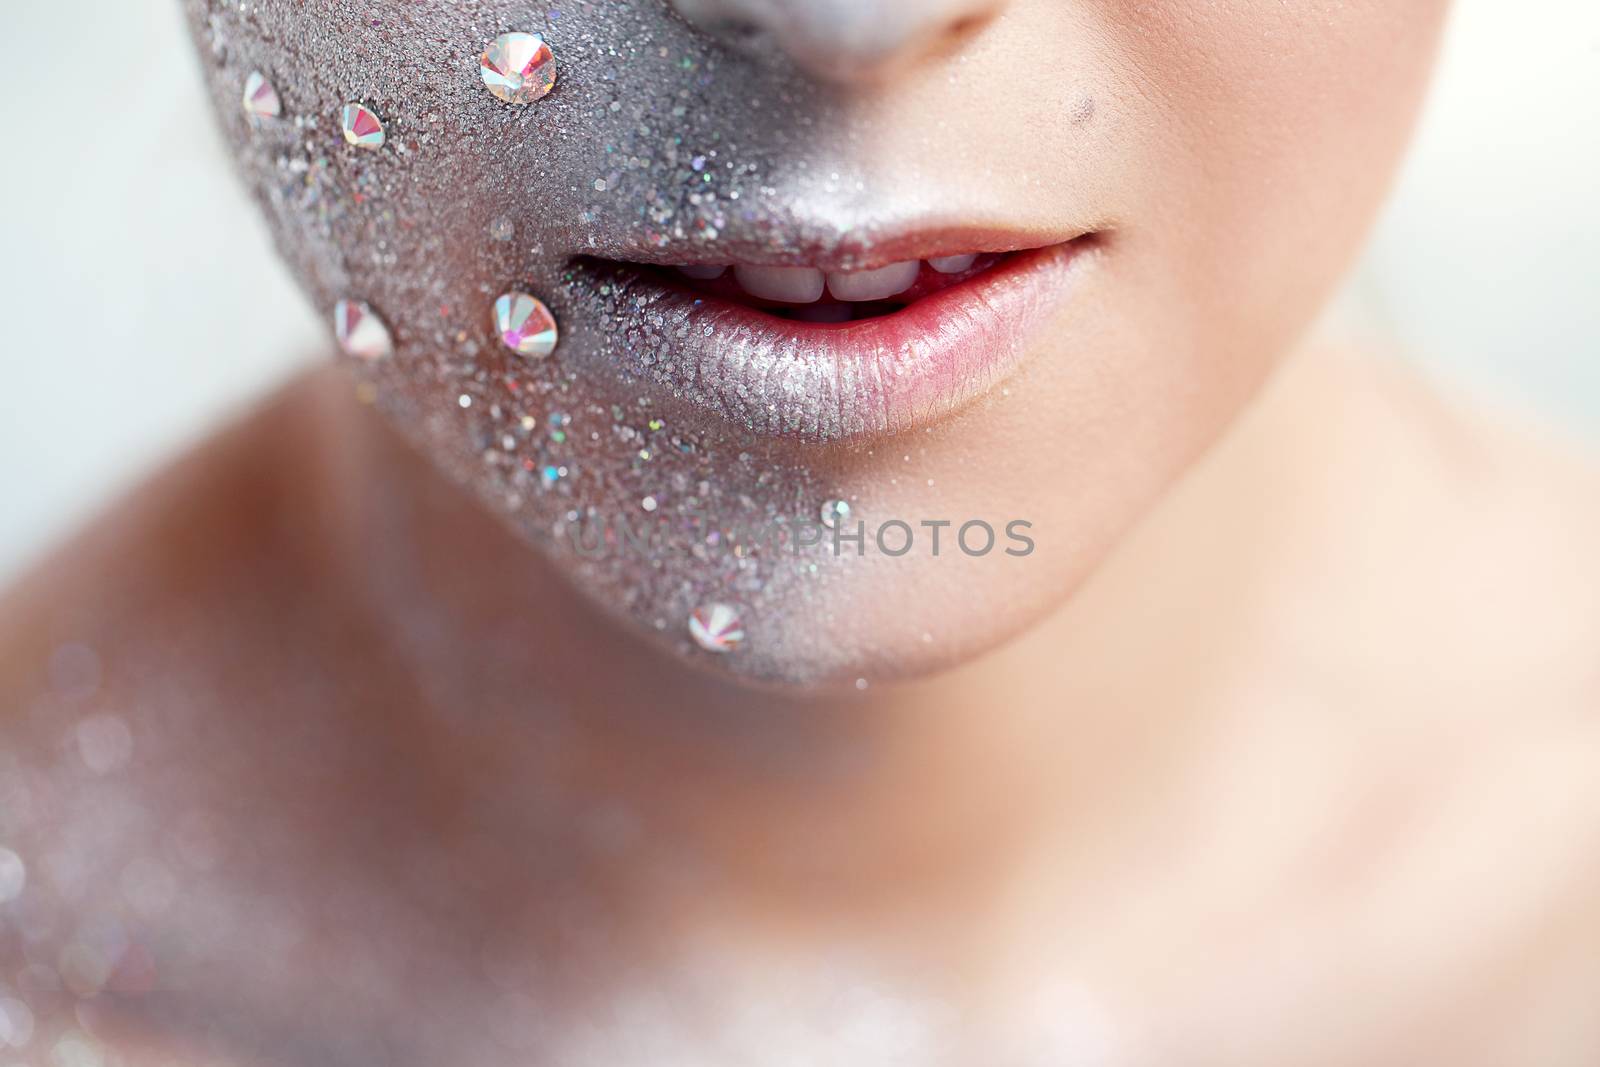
top-left (574, 238), bottom-right (1098, 443)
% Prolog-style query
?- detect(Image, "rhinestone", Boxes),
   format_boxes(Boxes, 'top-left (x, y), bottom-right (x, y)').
top-left (480, 32), bottom-right (556, 105)
top-left (493, 291), bottom-right (559, 359)
top-left (242, 71), bottom-right (281, 122)
top-left (340, 103), bottom-right (385, 150)
top-left (820, 498), bottom-right (852, 528)
top-left (689, 603), bottom-right (745, 654)
top-left (333, 300), bottom-right (393, 360)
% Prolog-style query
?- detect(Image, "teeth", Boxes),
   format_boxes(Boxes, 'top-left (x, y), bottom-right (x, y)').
top-left (928, 254), bottom-right (978, 274)
top-left (733, 264), bottom-right (826, 303)
top-left (692, 255), bottom-right (987, 303)
top-left (825, 260), bottom-right (920, 302)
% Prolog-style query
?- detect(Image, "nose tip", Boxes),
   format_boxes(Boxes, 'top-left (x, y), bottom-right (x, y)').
top-left (669, 0), bottom-right (1003, 84)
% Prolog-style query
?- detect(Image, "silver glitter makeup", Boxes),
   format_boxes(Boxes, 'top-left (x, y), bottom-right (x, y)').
top-left (179, 0), bottom-right (967, 682)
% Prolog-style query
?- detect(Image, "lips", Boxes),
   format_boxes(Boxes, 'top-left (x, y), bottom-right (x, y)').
top-left (568, 233), bottom-right (1099, 443)
top-left (673, 253), bottom-right (983, 307)
top-left (661, 253), bottom-right (1006, 322)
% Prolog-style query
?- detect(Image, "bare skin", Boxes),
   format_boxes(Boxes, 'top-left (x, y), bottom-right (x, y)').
top-left (1, 341), bottom-right (1597, 1066)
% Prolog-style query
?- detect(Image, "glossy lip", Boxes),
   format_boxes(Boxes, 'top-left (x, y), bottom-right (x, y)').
top-left (572, 234), bottom-right (1101, 444)
top-left (572, 223), bottom-right (1093, 272)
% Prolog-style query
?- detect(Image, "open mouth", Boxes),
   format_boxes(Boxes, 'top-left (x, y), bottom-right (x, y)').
top-left (568, 233), bottom-right (1100, 443)
top-left (624, 252), bottom-right (1009, 324)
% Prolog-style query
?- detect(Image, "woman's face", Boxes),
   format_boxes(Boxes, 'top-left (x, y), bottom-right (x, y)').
top-left (184, 0), bottom-right (1447, 687)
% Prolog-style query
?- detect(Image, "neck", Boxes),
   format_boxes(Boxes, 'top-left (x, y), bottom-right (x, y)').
top-left (314, 342), bottom-right (1356, 913)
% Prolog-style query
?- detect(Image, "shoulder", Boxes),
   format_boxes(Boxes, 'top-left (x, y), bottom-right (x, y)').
top-left (1372, 355), bottom-right (1600, 688)
top-left (1278, 347), bottom-right (1600, 708)
top-left (1174, 350), bottom-right (1600, 1060)
top-left (0, 370), bottom-right (400, 1058)
top-left (0, 368), bottom-right (369, 746)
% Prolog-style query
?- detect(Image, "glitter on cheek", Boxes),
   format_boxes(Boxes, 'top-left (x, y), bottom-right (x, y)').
top-left (820, 499), bottom-right (852, 529)
top-left (180, 0), bottom-right (895, 683)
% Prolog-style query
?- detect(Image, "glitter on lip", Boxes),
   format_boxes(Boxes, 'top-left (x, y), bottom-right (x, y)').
top-left (576, 236), bottom-right (1099, 443)
top-left (570, 222), bottom-right (1095, 274)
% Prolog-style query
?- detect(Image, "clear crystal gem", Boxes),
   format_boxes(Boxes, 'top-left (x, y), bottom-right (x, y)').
top-left (333, 300), bottom-right (393, 360)
top-left (493, 291), bottom-right (559, 359)
top-left (820, 498), bottom-right (852, 528)
top-left (481, 32), bottom-right (557, 105)
top-left (688, 603), bottom-right (745, 654)
top-left (340, 103), bottom-right (385, 150)
top-left (242, 71), bottom-right (281, 122)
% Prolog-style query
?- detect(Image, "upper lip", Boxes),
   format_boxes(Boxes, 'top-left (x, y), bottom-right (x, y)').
top-left (567, 220), bottom-right (1098, 273)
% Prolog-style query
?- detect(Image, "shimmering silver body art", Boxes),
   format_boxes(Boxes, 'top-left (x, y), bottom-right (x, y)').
top-left (179, 0), bottom-right (1082, 684)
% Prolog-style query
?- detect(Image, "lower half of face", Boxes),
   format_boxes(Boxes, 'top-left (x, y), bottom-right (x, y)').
top-left (184, 0), bottom-right (1447, 687)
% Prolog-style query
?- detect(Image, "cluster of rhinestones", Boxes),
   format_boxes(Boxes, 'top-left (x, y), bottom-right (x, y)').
top-left (232, 30), bottom-right (770, 656)
top-left (237, 35), bottom-right (564, 367)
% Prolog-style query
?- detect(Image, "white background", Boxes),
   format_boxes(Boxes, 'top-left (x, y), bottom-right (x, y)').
top-left (0, 0), bottom-right (1596, 583)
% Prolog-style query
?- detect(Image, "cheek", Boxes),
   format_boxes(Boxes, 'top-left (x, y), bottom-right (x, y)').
top-left (1112, 0), bottom-right (1450, 365)
top-left (848, 1), bottom-right (1454, 674)
top-left (1016, 0), bottom-right (1455, 514)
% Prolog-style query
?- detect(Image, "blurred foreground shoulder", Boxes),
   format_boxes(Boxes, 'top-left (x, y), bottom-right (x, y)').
top-left (0, 368), bottom-right (369, 736)
top-left (1370, 353), bottom-right (1600, 708)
